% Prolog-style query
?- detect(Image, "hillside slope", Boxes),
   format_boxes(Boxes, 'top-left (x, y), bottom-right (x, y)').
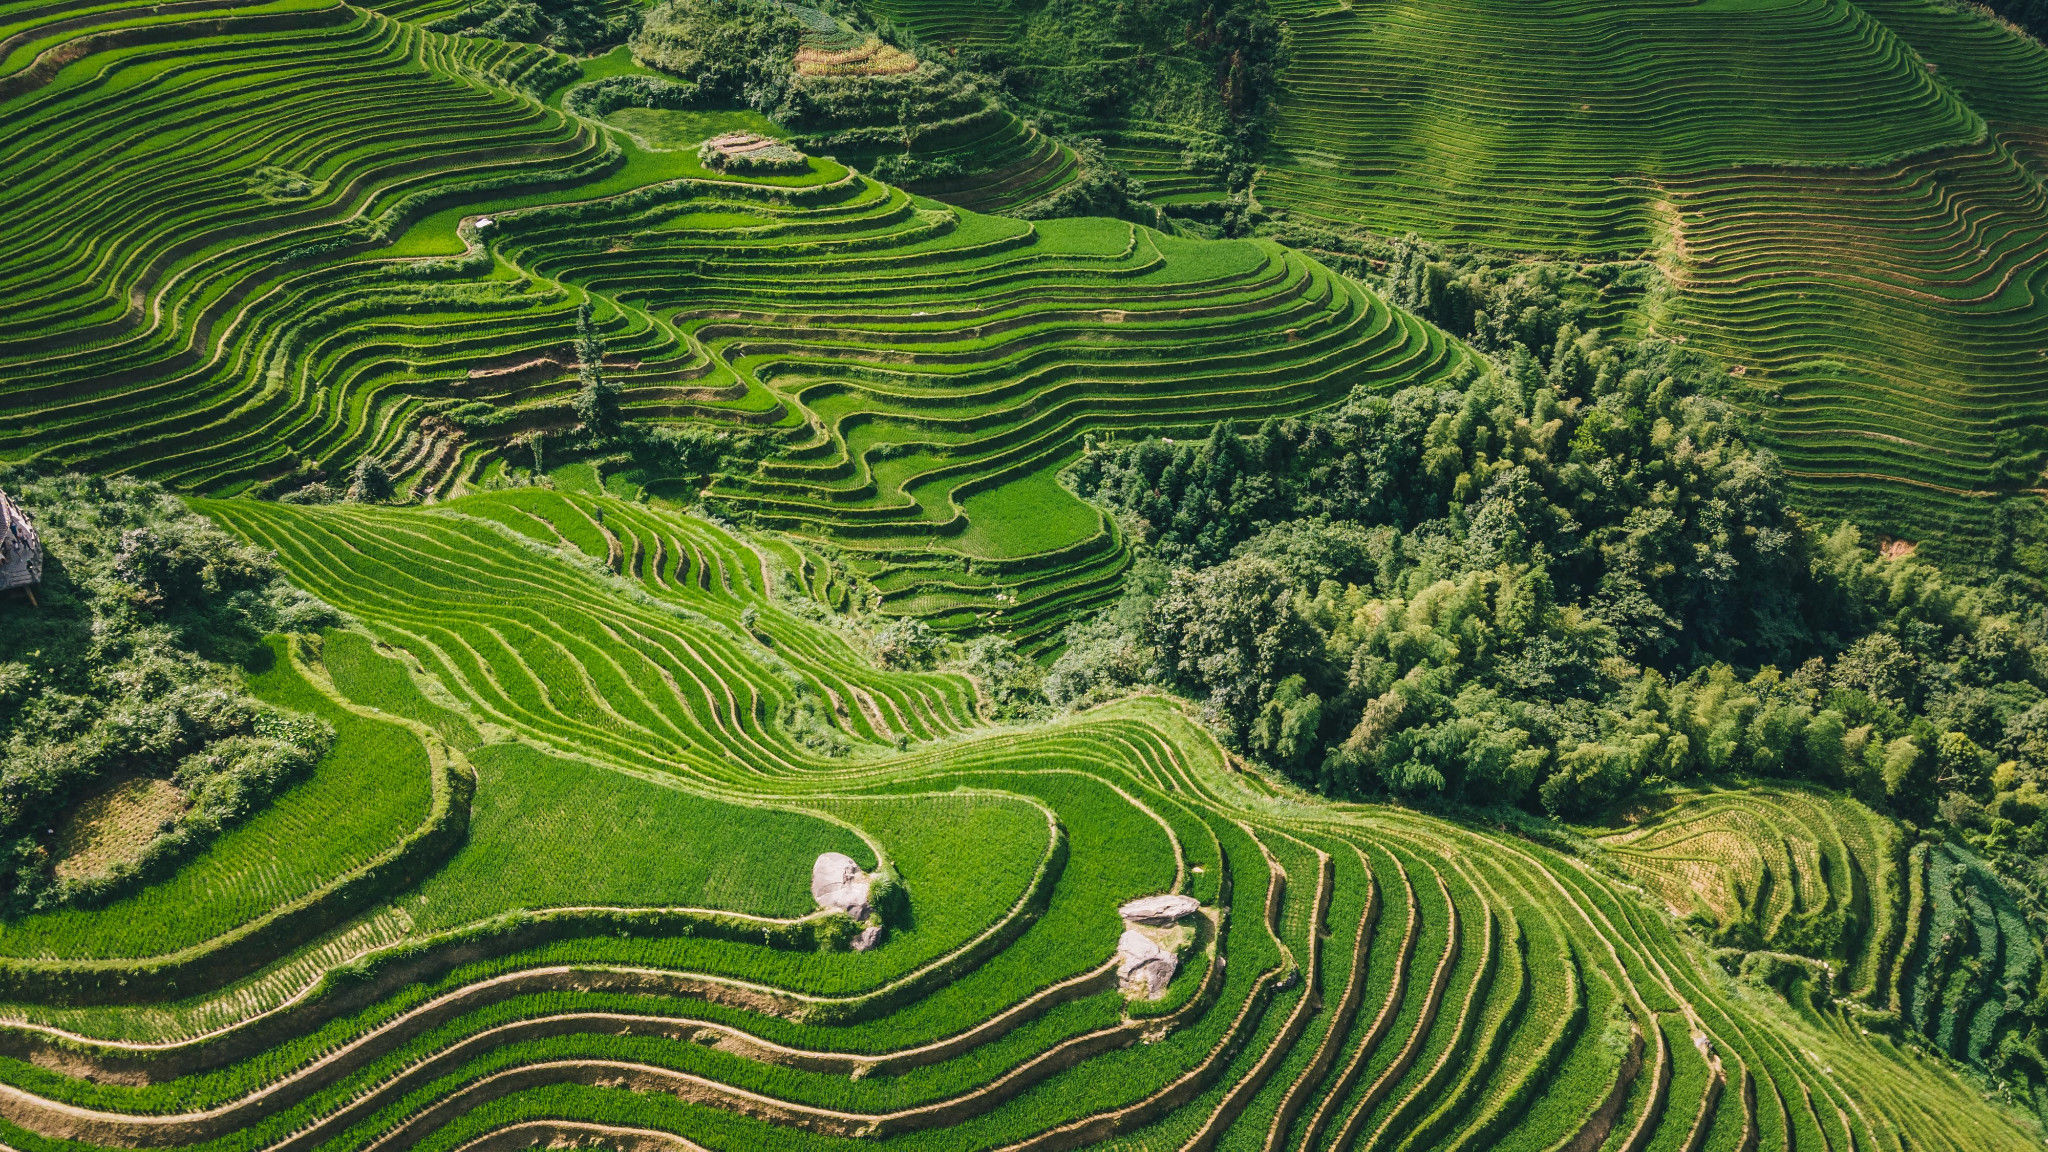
top-left (1, 2), bottom-right (2045, 1148)
top-left (0, 0), bottom-right (1465, 642)
top-left (0, 488), bottom-right (2030, 1152)
top-left (869, 0), bottom-right (2048, 559)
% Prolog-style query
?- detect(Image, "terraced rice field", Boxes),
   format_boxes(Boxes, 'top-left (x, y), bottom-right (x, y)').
top-left (1590, 784), bottom-right (2041, 1070)
top-left (1253, 0), bottom-right (1977, 251)
top-left (4, 0), bottom-right (2047, 1147)
top-left (858, 0), bottom-right (1019, 51)
top-left (894, 118), bottom-right (1080, 216)
top-left (877, 0), bottom-right (2048, 546)
top-left (0, 0), bottom-right (1466, 642)
top-left (0, 490), bottom-right (2026, 1152)
top-left (780, 2), bottom-right (1077, 215)
top-left (1651, 1), bottom-right (2048, 541)
top-left (1250, 0), bottom-right (2048, 544)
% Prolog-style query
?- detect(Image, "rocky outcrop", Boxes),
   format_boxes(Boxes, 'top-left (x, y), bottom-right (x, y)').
top-left (812, 852), bottom-right (872, 920)
top-left (0, 488), bottom-right (41, 593)
top-left (1114, 893), bottom-right (1201, 1000)
top-left (1116, 929), bottom-right (1180, 999)
top-left (1119, 894), bottom-right (1200, 926)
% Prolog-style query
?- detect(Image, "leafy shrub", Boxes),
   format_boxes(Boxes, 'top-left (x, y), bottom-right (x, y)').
top-left (696, 136), bottom-right (808, 173)
top-left (632, 0), bottom-right (803, 109)
top-left (990, 0), bottom-right (1285, 166)
top-left (562, 75), bottom-right (703, 119)
top-left (0, 470), bottom-right (337, 912)
top-left (961, 635), bottom-right (1043, 720)
top-left (1016, 137), bottom-right (1154, 226)
top-left (771, 667), bottom-right (849, 755)
top-left (1066, 336), bottom-right (2048, 834)
top-left (432, 0), bottom-right (628, 56)
top-left (869, 152), bottom-right (968, 183)
top-left (872, 615), bottom-right (943, 669)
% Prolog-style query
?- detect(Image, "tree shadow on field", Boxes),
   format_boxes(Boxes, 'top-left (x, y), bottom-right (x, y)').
top-left (875, 869), bottom-right (915, 933)
top-left (0, 551), bottom-right (93, 669)
top-left (240, 639), bottom-right (276, 675)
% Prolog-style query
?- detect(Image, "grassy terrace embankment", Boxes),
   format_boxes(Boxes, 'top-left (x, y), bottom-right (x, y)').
top-left (0, 491), bottom-right (2026, 1152)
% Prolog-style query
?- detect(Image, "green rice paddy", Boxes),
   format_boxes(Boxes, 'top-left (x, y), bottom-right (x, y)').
top-left (1, 0), bottom-right (2043, 1148)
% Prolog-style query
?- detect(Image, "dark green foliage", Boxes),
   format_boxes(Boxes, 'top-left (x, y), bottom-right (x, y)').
top-left (1975, 0), bottom-right (2048, 42)
top-left (562, 75), bottom-right (701, 119)
top-left (1995, 425), bottom-right (2048, 488)
top-left (868, 150), bottom-right (969, 183)
top-left (961, 635), bottom-right (1044, 719)
top-left (632, 0), bottom-right (804, 108)
top-left (1014, 137), bottom-right (1153, 225)
top-left (0, 472), bottom-right (336, 913)
top-left (572, 302), bottom-right (623, 442)
top-left (1149, 555), bottom-right (1318, 747)
top-left (872, 615), bottom-right (943, 669)
top-left (1067, 339), bottom-right (2048, 831)
top-left (431, 0), bottom-right (629, 55)
top-left (347, 457), bottom-right (393, 503)
top-left (1044, 562), bottom-right (1161, 710)
top-left (634, 425), bottom-right (745, 478)
top-left (778, 58), bottom-right (987, 143)
top-left (972, 0), bottom-right (1285, 165)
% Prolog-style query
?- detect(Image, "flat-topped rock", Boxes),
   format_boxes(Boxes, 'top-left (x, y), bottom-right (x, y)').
top-left (698, 132), bottom-right (806, 174)
top-left (1119, 893), bottom-right (1200, 925)
top-left (812, 851), bottom-right (872, 919)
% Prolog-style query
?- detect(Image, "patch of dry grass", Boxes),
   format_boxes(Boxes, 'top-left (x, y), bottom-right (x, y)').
top-left (51, 778), bottom-right (185, 882)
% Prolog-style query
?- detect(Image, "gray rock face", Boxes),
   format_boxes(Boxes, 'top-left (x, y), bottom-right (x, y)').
top-left (851, 925), bottom-right (884, 952)
top-left (812, 851), bottom-right (873, 918)
top-left (1116, 928), bottom-right (1179, 999)
top-left (1118, 893), bottom-right (1201, 925)
top-left (0, 489), bottom-right (41, 593)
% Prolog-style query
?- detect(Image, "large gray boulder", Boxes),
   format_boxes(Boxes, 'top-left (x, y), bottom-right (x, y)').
top-left (812, 851), bottom-right (873, 919)
top-left (1116, 928), bottom-right (1179, 999)
top-left (1119, 893), bottom-right (1201, 926)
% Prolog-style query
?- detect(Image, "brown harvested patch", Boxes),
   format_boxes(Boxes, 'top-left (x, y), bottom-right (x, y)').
top-left (795, 37), bottom-right (916, 76)
top-left (1879, 538), bottom-right (1917, 560)
top-left (51, 777), bottom-right (185, 882)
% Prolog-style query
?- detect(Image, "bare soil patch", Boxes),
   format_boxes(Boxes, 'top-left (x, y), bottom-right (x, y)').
top-left (51, 778), bottom-right (184, 882)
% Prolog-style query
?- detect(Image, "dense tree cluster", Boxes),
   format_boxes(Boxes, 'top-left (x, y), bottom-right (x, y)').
top-left (1013, 137), bottom-right (1155, 226)
top-left (0, 471), bottom-right (336, 913)
top-left (432, 0), bottom-right (630, 55)
top-left (631, 0), bottom-right (803, 106)
top-left (1060, 338), bottom-right (2048, 849)
top-left (633, 0), bottom-right (990, 143)
top-left (975, 0), bottom-right (1285, 170)
top-left (571, 301), bottom-right (623, 441)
